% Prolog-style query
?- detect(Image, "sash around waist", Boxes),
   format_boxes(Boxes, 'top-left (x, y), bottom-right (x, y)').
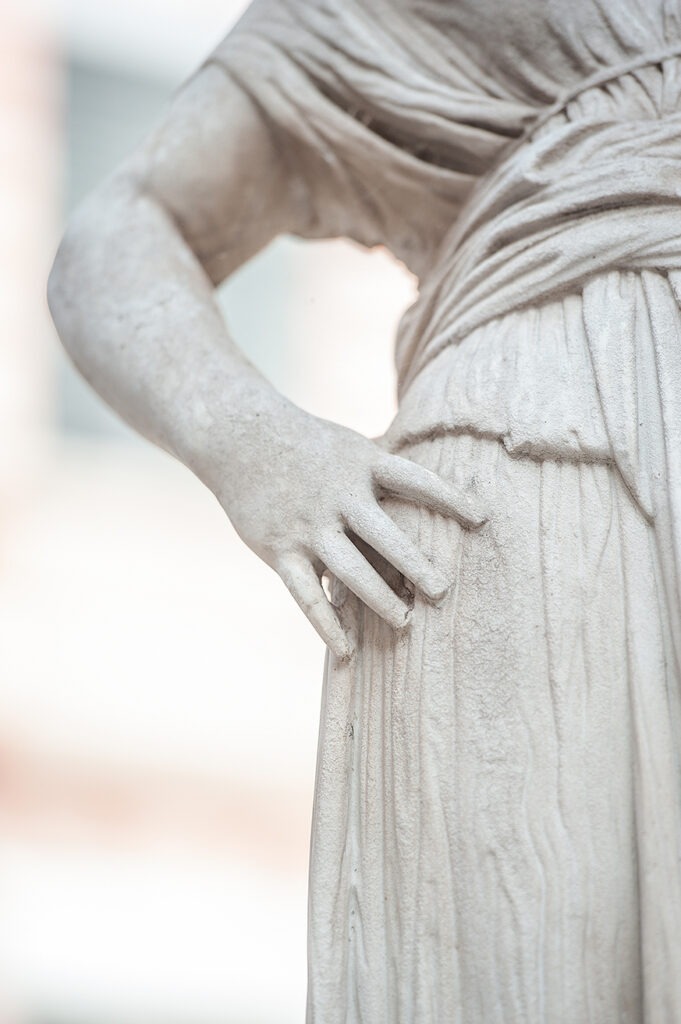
top-left (395, 59), bottom-right (681, 397)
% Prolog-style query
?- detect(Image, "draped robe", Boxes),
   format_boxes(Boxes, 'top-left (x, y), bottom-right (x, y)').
top-left (209, 2), bottom-right (681, 1019)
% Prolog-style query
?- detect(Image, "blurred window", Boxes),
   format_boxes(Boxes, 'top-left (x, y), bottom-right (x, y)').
top-left (56, 59), bottom-right (173, 439)
top-left (54, 57), bottom-right (293, 441)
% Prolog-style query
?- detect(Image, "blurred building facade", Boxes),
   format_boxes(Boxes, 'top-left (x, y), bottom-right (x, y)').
top-left (0, 3), bottom-right (414, 1022)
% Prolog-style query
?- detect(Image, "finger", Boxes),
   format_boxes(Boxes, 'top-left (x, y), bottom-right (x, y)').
top-left (347, 507), bottom-right (450, 602)
top-left (321, 536), bottom-right (412, 630)
top-left (278, 556), bottom-right (353, 661)
top-left (374, 455), bottom-right (487, 528)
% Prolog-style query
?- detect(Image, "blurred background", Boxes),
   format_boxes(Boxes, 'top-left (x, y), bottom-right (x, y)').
top-left (0, 2), bottom-right (415, 1021)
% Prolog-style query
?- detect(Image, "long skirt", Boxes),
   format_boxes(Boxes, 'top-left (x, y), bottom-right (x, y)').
top-left (306, 271), bottom-right (681, 1024)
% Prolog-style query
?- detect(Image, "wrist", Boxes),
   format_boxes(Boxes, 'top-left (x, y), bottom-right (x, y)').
top-left (170, 357), bottom-right (293, 500)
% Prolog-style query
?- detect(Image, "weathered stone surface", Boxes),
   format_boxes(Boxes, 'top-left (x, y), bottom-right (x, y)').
top-left (49, 2), bottom-right (681, 1020)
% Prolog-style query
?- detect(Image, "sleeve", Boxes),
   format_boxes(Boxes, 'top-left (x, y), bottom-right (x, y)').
top-left (204, 0), bottom-right (526, 276)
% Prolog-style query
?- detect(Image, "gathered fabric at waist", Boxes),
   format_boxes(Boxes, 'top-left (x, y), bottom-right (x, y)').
top-left (394, 50), bottom-right (681, 398)
top-left (386, 291), bottom-right (613, 465)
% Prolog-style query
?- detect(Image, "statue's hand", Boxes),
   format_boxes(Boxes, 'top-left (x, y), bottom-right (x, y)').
top-left (211, 394), bottom-right (485, 661)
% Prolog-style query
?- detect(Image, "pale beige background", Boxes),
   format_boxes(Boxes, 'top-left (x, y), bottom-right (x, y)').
top-left (0, 3), bottom-right (415, 1021)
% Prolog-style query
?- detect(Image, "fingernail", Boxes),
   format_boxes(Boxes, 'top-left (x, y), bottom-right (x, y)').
top-left (332, 639), bottom-right (354, 662)
top-left (459, 502), bottom-right (487, 527)
top-left (425, 574), bottom-right (451, 602)
top-left (389, 603), bottom-right (412, 630)
top-left (399, 603), bottom-right (414, 628)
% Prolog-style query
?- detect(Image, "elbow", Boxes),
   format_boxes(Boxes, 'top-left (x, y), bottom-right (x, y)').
top-left (48, 222), bottom-right (87, 376)
top-left (47, 201), bottom-right (100, 357)
top-left (47, 173), bottom-right (137, 359)
top-left (47, 225), bottom-right (78, 338)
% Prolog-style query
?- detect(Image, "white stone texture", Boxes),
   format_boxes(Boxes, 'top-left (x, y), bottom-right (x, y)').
top-left (48, 1), bottom-right (681, 1020)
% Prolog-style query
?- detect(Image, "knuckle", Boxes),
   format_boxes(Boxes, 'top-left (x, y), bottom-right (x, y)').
top-left (316, 531), bottom-right (344, 563)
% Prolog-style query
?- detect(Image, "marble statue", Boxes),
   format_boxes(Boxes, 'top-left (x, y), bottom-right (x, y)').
top-left (48, 0), bottom-right (681, 1020)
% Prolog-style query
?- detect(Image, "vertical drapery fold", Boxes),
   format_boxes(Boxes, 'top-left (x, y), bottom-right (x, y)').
top-left (208, 3), bottom-right (681, 1019)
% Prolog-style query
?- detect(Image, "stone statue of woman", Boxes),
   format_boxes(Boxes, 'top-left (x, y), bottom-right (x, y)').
top-left (48, 0), bottom-right (681, 1020)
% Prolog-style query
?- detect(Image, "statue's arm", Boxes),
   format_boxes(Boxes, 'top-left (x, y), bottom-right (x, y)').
top-left (48, 65), bottom-right (302, 463)
top-left (48, 64), bottom-right (483, 658)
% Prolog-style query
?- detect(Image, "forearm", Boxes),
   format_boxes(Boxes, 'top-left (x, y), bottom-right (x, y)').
top-left (47, 170), bottom-right (288, 499)
top-left (46, 43), bottom-right (486, 659)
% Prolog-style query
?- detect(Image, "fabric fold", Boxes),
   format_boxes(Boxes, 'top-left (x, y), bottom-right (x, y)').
top-left (204, 5), bottom-right (681, 1018)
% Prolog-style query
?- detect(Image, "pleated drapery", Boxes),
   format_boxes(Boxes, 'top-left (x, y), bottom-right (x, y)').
top-left (207, 3), bottom-right (681, 1019)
